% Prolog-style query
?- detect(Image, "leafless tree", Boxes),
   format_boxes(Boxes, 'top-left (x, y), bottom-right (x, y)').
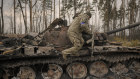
top-left (54, 0), bottom-right (55, 20)
top-left (30, 0), bottom-right (33, 32)
top-left (18, 0), bottom-right (27, 34)
top-left (1, 0), bottom-right (4, 34)
top-left (14, 0), bottom-right (16, 34)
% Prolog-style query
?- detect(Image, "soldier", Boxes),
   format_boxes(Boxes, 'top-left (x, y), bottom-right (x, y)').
top-left (62, 12), bottom-right (92, 60)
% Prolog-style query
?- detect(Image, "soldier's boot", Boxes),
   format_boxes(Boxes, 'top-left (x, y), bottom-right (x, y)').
top-left (70, 53), bottom-right (79, 56)
top-left (62, 54), bottom-right (67, 60)
top-left (62, 51), bottom-right (68, 60)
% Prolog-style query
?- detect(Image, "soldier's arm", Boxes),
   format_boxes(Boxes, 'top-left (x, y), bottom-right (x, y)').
top-left (79, 14), bottom-right (92, 34)
top-left (81, 23), bottom-right (92, 34)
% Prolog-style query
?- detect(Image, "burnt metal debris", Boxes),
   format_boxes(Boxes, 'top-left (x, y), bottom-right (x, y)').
top-left (0, 19), bottom-right (140, 79)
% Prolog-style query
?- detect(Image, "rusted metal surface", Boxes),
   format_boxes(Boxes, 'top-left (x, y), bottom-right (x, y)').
top-left (89, 61), bottom-right (108, 77)
top-left (0, 49), bottom-right (139, 68)
top-left (17, 67), bottom-right (36, 79)
top-left (42, 64), bottom-right (63, 79)
top-left (44, 27), bottom-right (72, 47)
top-left (110, 63), bottom-right (129, 75)
top-left (66, 63), bottom-right (87, 79)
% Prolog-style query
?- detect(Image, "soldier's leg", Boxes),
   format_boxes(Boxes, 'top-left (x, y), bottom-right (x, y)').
top-left (62, 36), bottom-right (84, 59)
top-left (62, 46), bottom-right (81, 60)
top-left (72, 36), bottom-right (84, 55)
top-left (62, 47), bottom-right (76, 60)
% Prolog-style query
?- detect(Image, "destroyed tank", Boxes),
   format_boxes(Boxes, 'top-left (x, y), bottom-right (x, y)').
top-left (0, 19), bottom-right (140, 79)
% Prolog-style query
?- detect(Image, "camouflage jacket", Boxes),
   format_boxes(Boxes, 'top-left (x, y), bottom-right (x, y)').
top-left (68, 13), bottom-right (91, 37)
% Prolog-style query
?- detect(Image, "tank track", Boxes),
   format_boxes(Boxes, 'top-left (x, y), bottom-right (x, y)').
top-left (0, 46), bottom-right (140, 79)
top-left (0, 54), bottom-right (140, 79)
top-left (0, 52), bottom-right (140, 68)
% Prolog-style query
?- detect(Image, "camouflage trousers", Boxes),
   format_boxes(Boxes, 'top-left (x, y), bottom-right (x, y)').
top-left (62, 32), bottom-right (84, 55)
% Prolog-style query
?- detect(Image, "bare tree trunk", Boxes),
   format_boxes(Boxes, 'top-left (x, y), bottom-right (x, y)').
top-left (38, 15), bottom-right (42, 32)
top-left (137, 0), bottom-right (140, 40)
top-left (119, 4), bottom-right (122, 37)
top-left (122, 0), bottom-right (125, 38)
top-left (63, 0), bottom-right (65, 20)
top-left (30, 0), bottom-right (33, 32)
top-left (0, 15), bottom-right (1, 34)
top-left (14, 0), bottom-right (16, 34)
top-left (35, 5), bottom-right (39, 32)
top-left (129, 0), bottom-right (136, 40)
top-left (107, 0), bottom-right (110, 32)
top-left (127, 0), bottom-right (130, 38)
top-left (10, 17), bottom-right (13, 34)
top-left (139, 0), bottom-right (140, 22)
top-left (20, 12), bottom-right (22, 34)
top-left (74, 0), bottom-right (76, 15)
top-left (50, 1), bottom-right (52, 24)
top-left (10, 13), bottom-right (13, 34)
top-left (54, 0), bottom-right (55, 20)
top-left (85, 0), bottom-right (87, 11)
top-left (87, 0), bottom-right (90, 11)
top-left (42, 0), bottom-right (45, 30)
top-left (59, 0), bottom-right (60, 18)
top-left (25, 0), bottom-right (27, 33)
top-left (33, 13), bottom-right (35, 32)
top-left (113, 0), bottom-right (117, 36)
top-left (18, 0), bottom-right (27, 34)
top-left (1, 0), bottom-right (4, 34)
top-left (43, 0), bottom-right (46, 30)
top-left (36, 14), bottom-right (38, 32)
top-left (45, 10), bottom-right (47, 29)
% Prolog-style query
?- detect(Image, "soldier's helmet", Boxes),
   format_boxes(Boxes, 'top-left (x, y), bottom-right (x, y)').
top-left (85, 12), bottom-right (92, 18)
top-left (73, 13), bottom-right (80, 19)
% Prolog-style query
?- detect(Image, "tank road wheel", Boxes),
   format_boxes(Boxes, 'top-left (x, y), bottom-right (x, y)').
top-left (86, 76), bottom-right (98, 79)
top-left (89, 61), bottom-right (108, 78)
top-left (42, 64), bottom-right (63, 79)
top-left (129, 61), bottom-right (140, 74)
top-left (17, 67), bottom-right (36, 79)
top-left (110, 63), bottom-right (128, 75)
top-left (66, 62), bottom-right (87, 79)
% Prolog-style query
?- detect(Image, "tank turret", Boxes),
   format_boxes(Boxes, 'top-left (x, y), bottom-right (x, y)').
top-left (106, 22), bottom-right (140, 35)
top-left (83, 22), bottom-right (140, 46)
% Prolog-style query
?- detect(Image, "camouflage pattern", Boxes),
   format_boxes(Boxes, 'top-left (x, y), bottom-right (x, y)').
top-left (62, 13), bottom-right (91, 59)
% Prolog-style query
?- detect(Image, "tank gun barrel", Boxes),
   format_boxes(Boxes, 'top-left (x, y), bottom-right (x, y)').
top-left (106, 22), bottom-right (140, 35)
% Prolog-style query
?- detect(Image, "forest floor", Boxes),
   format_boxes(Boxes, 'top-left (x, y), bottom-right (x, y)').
top-left (111, 37), bottom-right (140, 47)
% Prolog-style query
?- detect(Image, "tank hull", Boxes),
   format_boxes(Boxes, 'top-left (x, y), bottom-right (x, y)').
top-left (0, 45), bottom-right (140, 79)
top-left (0, 26), bottom-right (140, 79)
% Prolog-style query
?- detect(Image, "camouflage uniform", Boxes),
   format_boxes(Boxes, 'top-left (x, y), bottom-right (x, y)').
top-left (62, 13), bottom-right (91, 59)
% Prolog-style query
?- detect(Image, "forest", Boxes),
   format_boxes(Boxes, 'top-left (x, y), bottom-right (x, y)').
top-left (0, 0), bottom-right (140, 40)
top-left (0, 1), bottom-right (140, 79)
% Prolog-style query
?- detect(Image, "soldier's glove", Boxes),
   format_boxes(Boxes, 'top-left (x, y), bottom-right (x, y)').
top-left (86, 39), bottom-right (92, 44)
